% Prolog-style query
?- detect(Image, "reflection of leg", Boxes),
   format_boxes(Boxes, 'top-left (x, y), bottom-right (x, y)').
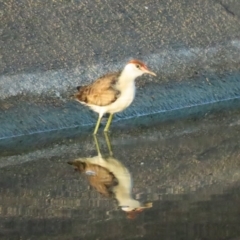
top-left (104, 113), bottom-right (114, 132)
top-left (104, 132), bottom-right (113, 156)
top-left (93, 134), bottom-right (101, 156)
top-left (93, 115), bottom-right (102, 135)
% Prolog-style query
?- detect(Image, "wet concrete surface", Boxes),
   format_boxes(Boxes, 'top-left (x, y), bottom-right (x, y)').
top-left (1, 108), bottom-right (240, 239)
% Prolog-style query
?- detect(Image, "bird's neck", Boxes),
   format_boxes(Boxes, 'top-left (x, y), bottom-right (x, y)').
top-left (117, 67), bottom-right (138, 89)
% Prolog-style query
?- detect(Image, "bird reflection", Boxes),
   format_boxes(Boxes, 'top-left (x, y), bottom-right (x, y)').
top-left (68, 133), bottom-right (152, 219)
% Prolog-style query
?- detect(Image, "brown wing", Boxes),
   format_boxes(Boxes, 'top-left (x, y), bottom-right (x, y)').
top-left (75, 72), bottom-right (121, 106)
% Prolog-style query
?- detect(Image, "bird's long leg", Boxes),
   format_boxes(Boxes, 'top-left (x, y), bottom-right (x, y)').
top-left (93, 115), bottom-right (102, 135)
top-left (93, 134), bottom-right (101, 156)
top-left (104, 132), bottom-right (113, 156)
top-left (104, 113), bottom-right (114, 132)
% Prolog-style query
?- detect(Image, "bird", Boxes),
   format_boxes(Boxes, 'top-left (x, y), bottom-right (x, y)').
top-left (68, 134), bottom-right (152, 218)
top-left (75, 59), bottom-right (156, 134)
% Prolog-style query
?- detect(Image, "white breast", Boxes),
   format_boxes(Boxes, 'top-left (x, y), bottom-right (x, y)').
top-left (106, 82), bottom-right (136, 114)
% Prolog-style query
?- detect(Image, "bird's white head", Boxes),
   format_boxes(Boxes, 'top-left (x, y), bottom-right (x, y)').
top-left (123, 59), bottom-right (157, 79)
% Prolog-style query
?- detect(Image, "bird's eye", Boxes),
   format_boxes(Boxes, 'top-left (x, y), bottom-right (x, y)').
top-left (136, 65), bottom-right (140, 69)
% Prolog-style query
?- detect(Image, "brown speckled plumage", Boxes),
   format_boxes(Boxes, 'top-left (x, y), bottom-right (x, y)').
top-left (75, 71), bottom-right (121, 106)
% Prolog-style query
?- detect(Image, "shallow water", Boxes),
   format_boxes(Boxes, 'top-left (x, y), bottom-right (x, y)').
top-left (1, 109), bottom-right (240, 240)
